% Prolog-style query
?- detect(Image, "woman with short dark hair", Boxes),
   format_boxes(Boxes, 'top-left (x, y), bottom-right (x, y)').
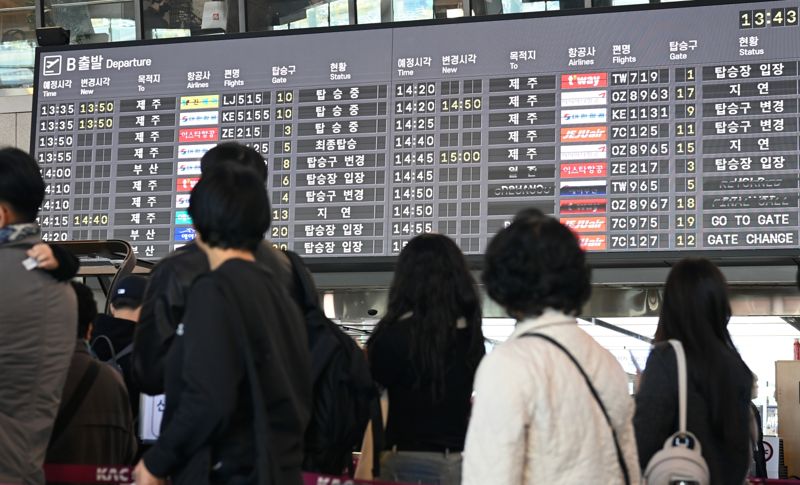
top-left (134, 165), bottom-right (311, 485)
top-left (367, 234), bottom-right (484, 485)
top-left (634, 258), bottom-right (753, 484)
top-left (462, 217), bottom-right (639, 485)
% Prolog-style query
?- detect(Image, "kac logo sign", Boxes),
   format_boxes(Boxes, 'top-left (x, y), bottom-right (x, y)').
top-left (42, 55), bottom-right (62, 76)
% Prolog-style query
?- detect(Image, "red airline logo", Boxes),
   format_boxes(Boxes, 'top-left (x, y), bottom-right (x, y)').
top-left (561, 162), bottom-right (607, 179)
top-left (579, 235), bottom-right (607, 251)
top-left (176, 177), bottom-right (199, 192)
top-left (561, 73), bottom-right (608, 89)
top-left (560, 126), bottom-right (608, 143)
top-left (179, 127), bottom-right (219, 143)
top-left (561, 217), bottom-right (607, 233)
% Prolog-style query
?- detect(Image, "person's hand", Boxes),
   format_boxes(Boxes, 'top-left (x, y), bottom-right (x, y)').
top-left (27, 243), bottom-right (58, 270)
top-left (133, 460), bottom-right (165, 485)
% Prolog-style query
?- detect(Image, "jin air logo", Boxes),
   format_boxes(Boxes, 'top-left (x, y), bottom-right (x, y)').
top-left (42, 55), bottom-right (62, 76)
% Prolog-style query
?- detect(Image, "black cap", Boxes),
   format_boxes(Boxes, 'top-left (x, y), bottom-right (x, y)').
top-left (110, 275), bottom-right (147, 309)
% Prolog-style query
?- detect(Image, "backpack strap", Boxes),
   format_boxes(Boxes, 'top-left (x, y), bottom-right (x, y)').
top-left (115, 343), bottom-right (134, 362)
top-left (90, 334), bottom-right (116, 361)
top-left (520, 332), bottom-right (630, 485)
top-left (667, 340), bottom-right (688, 437)
top-left (50, 360), bottom-right (101, 445)
top-left (283, 250), bottom-right (320, 311)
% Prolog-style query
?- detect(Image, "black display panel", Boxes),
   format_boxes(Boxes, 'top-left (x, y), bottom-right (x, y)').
top-left (31, 1), bottom-right (800, 262)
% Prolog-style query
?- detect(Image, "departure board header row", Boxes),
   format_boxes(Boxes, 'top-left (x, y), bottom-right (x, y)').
top-left (32, 1), bottom-right (800, 262)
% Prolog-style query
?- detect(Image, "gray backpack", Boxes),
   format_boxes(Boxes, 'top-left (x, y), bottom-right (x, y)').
top-left (643, 340), bottom-right (710, 485)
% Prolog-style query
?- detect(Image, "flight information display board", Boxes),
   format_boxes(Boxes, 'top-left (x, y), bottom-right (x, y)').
top-left (32, 1), bottom-right (800, 261)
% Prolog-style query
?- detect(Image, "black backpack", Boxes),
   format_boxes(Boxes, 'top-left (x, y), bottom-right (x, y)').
top-left (284, 251), bottom-right (383, 477)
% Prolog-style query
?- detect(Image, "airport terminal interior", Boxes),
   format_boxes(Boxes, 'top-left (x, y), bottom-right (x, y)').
top-left (4, 0), bottom-right (800, 481)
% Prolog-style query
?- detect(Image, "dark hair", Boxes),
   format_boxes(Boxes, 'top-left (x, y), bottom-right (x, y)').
top-left (483, 217), bottom-right (591, 318)
top-left (369, 234), bottom-right (484, 400)
top-left (200, 142), bottom-right (267, 182)
top-left (512, 207), bottom-right (545, 223)
top-left (655, 258), bottom-right (751, 443)
top-left (0, 148), bottom-right (45, 223)
top-left (189, 164), bottom-right (270, 252)
top-left (71, 281), bottom-right (98, 339)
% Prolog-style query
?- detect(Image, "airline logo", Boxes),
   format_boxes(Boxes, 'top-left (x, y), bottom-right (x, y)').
top-left (174, 227), bottom-right (197, 242)
top-left (561, 90), bottom-right (607, 107)
top-left (178, 144), bottom-right (215, 159)
top-left (560, 180), bottom-right (607, 197)
top-left (560, 126), bottom-right (607, 143)
top-left (560, 144), bottom-right (607, 161)
top-left (179, 127), bottom-right (219, 143)
top-left (180, 95), bottom-right (220, 110)
top-left (561, 108), bottom-right (607, 125)
top-left (561, 217), bottom-right (607, 233)
top-left (579, 235), bottom-right (607, 251)
top-left (561, 162), bottom-right (607, 179)
top-left (179, 111), bottom-right (219, 126)
top-left (177, 161), bottom-right (202, 175)
top-left (175, 210), bottom-right (193, 225)
top-left (560, 198), bottom-right (607, 215)
top-left (176, 177), bottom-right (199, 192)
top-left (175, 194), bottom-right (191, 209)
top-left (561, 73), bottom-right (608, 89)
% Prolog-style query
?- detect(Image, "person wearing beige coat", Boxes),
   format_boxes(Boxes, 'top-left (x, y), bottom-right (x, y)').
top-left (462, 215), bottom-right (640, 485)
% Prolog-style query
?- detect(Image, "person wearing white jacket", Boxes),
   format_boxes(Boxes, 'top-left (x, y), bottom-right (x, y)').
top-left (462, 216), bottom-right (640, 485)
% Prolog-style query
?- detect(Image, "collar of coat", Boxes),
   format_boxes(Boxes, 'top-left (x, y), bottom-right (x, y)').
top-left (509, 309), bottom-right (577, 340)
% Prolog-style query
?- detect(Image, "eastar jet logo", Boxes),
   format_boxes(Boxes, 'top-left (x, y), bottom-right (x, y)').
top-left (561, 73), bottom-right (608, 89)
top-left (561, 217), bottom-right (607, 233)
top-left (560, 126), bottom-right (607, 143)
top-left (42, 55), bottom-right (62, 76)
top-left (179, 127), bottom-right (219, 143)
top-left (561, 162), bottom-right (607, 179)
top-left (579, 235), bottom-right (607, 251)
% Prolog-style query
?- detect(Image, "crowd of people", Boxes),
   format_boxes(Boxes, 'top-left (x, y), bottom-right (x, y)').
top-left (0, 142), bottom-right (759, 485)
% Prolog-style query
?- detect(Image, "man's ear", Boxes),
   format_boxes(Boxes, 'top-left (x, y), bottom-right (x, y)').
top-left (0, 202), bottom-right (13, 228)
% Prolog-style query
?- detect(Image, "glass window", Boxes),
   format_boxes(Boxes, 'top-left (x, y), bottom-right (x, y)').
top-left (356, 0), bottom-right (381, 24)
top-left (0, 0), bottom-right (36, 88)
top-left (45, 0), bottom-right (137, 43)
top-left (143, 0), bottom-right (242, 39)
top-left (245, 0), bottom-right (350, 31)
top-left (499, 0), bottom-right (558, 14)
top-left (393, 0), bottom-right (433, 21)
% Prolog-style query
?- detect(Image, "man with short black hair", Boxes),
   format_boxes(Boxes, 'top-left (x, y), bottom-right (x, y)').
top-left (133, 142), bottom-right (303, 397)
top-left (134, 165), bottom-right (311, 485)
top-left (0, 147), bottom-right (77, 485)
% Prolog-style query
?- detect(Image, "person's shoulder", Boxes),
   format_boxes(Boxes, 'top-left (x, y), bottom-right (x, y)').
top-left (150, 243), bottom-right (206, 278)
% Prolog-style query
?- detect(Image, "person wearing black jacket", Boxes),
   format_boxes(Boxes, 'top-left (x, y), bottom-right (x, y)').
top-left (134, 164), bottom-right (311, 485)
top-left (92, 275), bottom-right (148, 418)
top-left (133, 143), bottom-right (300, 397)
top-left (634, 258), bottom-right (753, 484)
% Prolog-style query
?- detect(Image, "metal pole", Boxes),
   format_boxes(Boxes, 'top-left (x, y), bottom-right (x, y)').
top-left (134, 0), bottom-right (143, 39)
top-left (35, 0), bottom-right (44, 28)
top-left (238, 0), bottom-right (246, 32)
